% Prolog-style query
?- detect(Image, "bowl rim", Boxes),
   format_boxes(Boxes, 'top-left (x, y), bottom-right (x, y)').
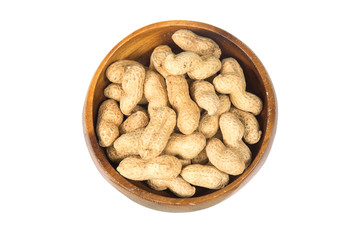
top-left (83, 20), bottom-right (277, 212)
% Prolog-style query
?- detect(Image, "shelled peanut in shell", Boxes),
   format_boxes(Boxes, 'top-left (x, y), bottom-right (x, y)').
top-left (95, 29), bottom-right (263, 198)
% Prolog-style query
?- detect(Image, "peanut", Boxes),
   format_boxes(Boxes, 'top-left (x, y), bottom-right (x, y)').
top-left (113, 128), bottom-right (144, 159)
top-left (106, 60), bottom-right (144, 84)
top-left (198, 94), bottom-right (231, 138)
top-left (164, 51), bottom-right (221, 80)
top-left (172, 29), bottom-right (221, 58)
top-left (149, 45), bottom-right (174, 78)
top-left (96, 99), bottom-right (123, 147)
top-left (219, 112), bottom-right (251, 165)
top-left (119, 106), bottom-right (149, 134)
top-left (190, 80), bottom-right (220, 115)
top-left (213, 58), bottom-right (263, 115)
top-left (147, 176), bottom-right (196, 198)
top-left (119, 62), bottom-right (146, 115)
top-left (104, 83), bottom-right (147, 105)
top-left (230, 107), bottom-right (262, 144)
top-left (163, 132), bottom-right (206, 159)
top-left (104, 83), bottom-right (123, 101)
top-left (166, 75), bottom-right (200, 134)
top-left (191, 149), bottom-right (208, 165)
top-left (139, 107), bottom-right (176, 160)
top-left (206, 138), bottom-right (246, 175)
top-left (117, 155), bottom-right (182, 181)
top-left (144, 70), bottom-right (169, 116)
top-left (181, 164), bottom-right (229, 189)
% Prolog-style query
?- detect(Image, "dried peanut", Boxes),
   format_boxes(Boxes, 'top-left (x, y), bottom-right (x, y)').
top-left (206, 138), bottom-right (246, 175)
top-left (106, 60), bottom-right (144, 84)
top-left (166, 75), bottom-right (200, 134)
top-left (104, 83), bottom-right (123, 101)
top-left (198, 94), bottom-right (231, 138)
top-left (190, 80), bottom-right (220, 115)
top-left (147, 176), bottom-right (196, 198)
top-left (144, 70), bottom-right (169, 116)
top-left (213, 58), bottom-right (263, 115)
top-left (181, 164), bottom-right (229, 189)
top-left (96, 99), bottom-right (123, 147)
top-left (119, 106), bottom-right (149, 134)
top-left (149, 45), bottom-right (174, 78)
top-left (219, 112), bottom-right (251, 165)
top-left (230, 107), bottom-right (262, 144)
top-left (139, 107), bottom-right (176, 160)
top-left (117, 155), bottom-right (182, 181)
top-left (104, 83), bottom-right (147, 105)
top-left (164, 132), bottom-right (206, 159)
top-left (113, 128), bottom-right (144, 159)
top-left (119, 62), bottom-right (146, 115)
top-left (172, 29), bottom-right (221, 58)
top-left (164, 52), bottom-right (221, 80)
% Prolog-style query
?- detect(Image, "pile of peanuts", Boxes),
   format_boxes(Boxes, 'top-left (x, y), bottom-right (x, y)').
top-left (96, 29), bottom-right (263, 197)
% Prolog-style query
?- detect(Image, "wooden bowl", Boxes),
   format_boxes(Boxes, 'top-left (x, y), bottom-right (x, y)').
top-left (83, 20), bottom-right (277, 212)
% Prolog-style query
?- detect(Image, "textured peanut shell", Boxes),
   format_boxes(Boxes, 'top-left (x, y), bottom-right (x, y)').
top-left (104, 83), bottom-right (123, 101)
top-left (230, 107), bottom-right (262, 144)
top-left (96, 121), bottom-right (120, 147)
top-left (139, 107), bottom-right (176, 160)
top-left (96, 99), bottom-right (123, 147)
top-left (191, 149), bottom-right (208, 165)
top-left (144, 70), bottom-right (169, 116)
top-left (181, 164), bottom-right (229, 189)
top-left (219, 112), bottom-right (251, 164)
top-left (221, 57), bottom-right (243, 75)
top-left (120, 64), bottom-right (146, 115)
top-left (117, 155), bottom-right (182, 181)
top-left (147, 178), bottom-right (167, 191)
top-left (164, 52), bottom-right (221, 80)
top-left (97, 99), bottom-right (123, 125)
top-left (198, 95), bottom-right (231, 138)
top-left (147, 176), bottom-right (196, 198)
top-left (206, 138), bottom-right (246, 176)
top-left (166, 75), bottom-right (200, 135)
top-left (190, 80), bottom-right (220, 115)
top-left (149, 45), bottom-right (173, 78)
top-left (104, 83), bottom-right (147, 104)
top-left (119, 107), bottom-right (149, 134)
top-left (164, 132), bottom-right (206, 159)
top-left (213, 58), bottom-right (263, 115)
top-left (113, 128), bottom-right (144, 159)
top-left (172, 29), bottom-right (221, 58)
top-left (106, 60), bottom-right (144, 84)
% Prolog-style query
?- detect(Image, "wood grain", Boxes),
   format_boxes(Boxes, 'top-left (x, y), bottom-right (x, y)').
top-left (83, 20), bottom-right (277, 212)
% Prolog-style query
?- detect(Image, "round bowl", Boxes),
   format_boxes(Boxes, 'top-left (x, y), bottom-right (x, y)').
top-left (83, 20), bottom-right (277, 212)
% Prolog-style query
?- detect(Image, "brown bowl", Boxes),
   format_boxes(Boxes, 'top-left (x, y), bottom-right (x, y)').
top-left (83, 20), bottom-right (277, 212)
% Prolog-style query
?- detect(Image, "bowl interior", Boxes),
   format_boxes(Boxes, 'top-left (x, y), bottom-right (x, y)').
top-left (87, 21), bottom-right (273, 203)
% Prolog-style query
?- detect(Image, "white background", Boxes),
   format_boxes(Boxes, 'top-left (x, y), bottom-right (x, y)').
top-left (1, 0), bottom-right (359, 239)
